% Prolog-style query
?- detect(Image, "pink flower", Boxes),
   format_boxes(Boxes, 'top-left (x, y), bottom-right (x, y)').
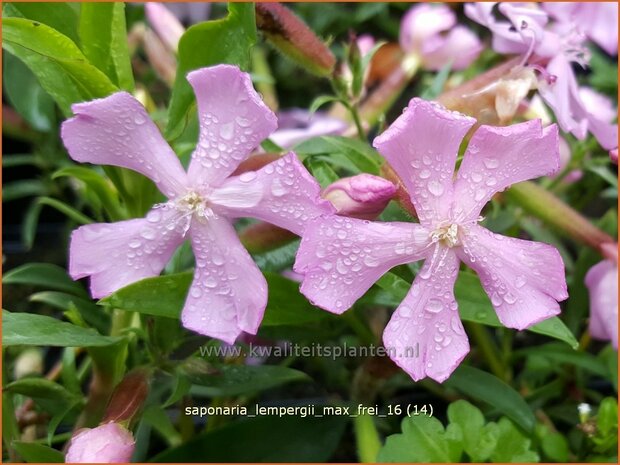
top-left (585, 253), bottom-right (618, 349)
top-left (610, 148), bottom-right (618, 165)
top-left (466, 2), bottom-right (618, 151)
top-left (295, 98), bottom-right (568, 382)
top-left (270, 109), bottom-right (347, 149)
top-left (65, 423), bottom-right (135, 463)
top-left (400, 4), bottom-right (482, 71)
top-left (543, 2), bottom-right (618, 56)
top-left (322, 174), bottom-right (396, 220)
top-left (62, 65), bottom-right (333, 343)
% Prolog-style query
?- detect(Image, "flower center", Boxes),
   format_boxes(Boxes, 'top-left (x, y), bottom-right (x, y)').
top-left (430, 223), bottom-right (460, 248)
top-left (172, 190), bottom-right (213, 222)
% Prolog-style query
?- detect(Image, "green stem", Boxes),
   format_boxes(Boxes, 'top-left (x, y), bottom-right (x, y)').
top-left (359, 55), bottom-right (419, 128)
top-left (505, 181), bottom-right (614, 253)
top-left (343, 311), bottom-right (376, 346)
top-left (2, 354), bottom-right (20, 462)
top-left (466, 322), bottom-right (505, 380)
top-left (354, 413), bottom-right (381, 463)
top-left (110, 309), bottom-right (134, 337)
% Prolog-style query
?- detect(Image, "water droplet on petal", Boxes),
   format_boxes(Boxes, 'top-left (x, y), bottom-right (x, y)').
top-left (483, 157), bottom-right (500, 169)
top-left (239, 171), bottom-right (257, 182)
top-left (428, 180), bottom-right (444, 197)
top-left (425, 299), bottom-right (444, 313)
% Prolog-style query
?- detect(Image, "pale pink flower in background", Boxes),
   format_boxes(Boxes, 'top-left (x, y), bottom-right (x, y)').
top-left (400, 3), bottom-right (482, 71)
top-left (270, 109), bottom-right (347, 149)
top-left (609, 148), bottom-right (618, 165)
top-left (65, 423), bottom-right (135, 463)
top-left (466, 2), bottom-right (618, 151)
top-left (543, 2), bottom-right (618, 56)
top-left (322, 174), bottom-right (397, 220)
top-left (295, 98), bottom-right (567, 382)
top-left (164, 1), bottom-right (211, 26)
top-left (585, 243), bottom-right (618, 349)
top-left (62, 65), bottom-right (333, 343)
top-left (144, 2), bottom-right (185, 52)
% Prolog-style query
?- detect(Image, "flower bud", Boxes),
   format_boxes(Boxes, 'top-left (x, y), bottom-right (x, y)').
top-left (65, 422), bottom-right (135, 463)
top-left (610, 148), bottom-right (618, 165)
top-left (145, 3), bottom-right (185, 53)
top-left (322, 174), bottom-right (396, 220)
top-left (255, 3), bottom-right (335, 77)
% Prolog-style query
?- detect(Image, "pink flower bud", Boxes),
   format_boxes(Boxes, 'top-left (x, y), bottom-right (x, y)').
top-left (145, 3), bottom-right (185, 53)
top-left (610, 148), bottom-right (618, 165)
top-left (65, 423), bottom-right (135, 463)
top-left (322, 174), bottom-right (396, 220)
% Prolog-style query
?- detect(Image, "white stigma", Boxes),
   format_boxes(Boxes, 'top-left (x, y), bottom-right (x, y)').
top-left (430, 223), bottom-right (460, 248)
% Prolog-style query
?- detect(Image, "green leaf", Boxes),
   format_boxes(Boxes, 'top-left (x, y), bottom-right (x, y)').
top-left (447, 400), bottom-right (499, 462)
top-left (101, 271), bottom-right (327, 326)
top-left (597, 397), bottom-right (618, 437)
top-left (377, 415), bottom-right (463, 462)
top-left (2, 154), bottom-right (39, 168)
top-left (29, 291), bottom-right (110, 333)
top-left (166, 3), bottom-right (256, 139)
top-left (35, 196), bottom-right (94, 225)
top-left (539, 428), bottom-right (569, 462)
top-left (295, 135), bottom-right (382, 175)
top-left (184, 360), bottom-right (309, 397)
top-left (12, 442), bottom-right (63, 463)
top-left (151, 415), bottom-right (347, 462)
top-left (309, 95), bottom-right (344, 114)
top-left (2, 180), bottom-right (46, 202)
top-left (2, 17), bottom-right (117, 116)
top-left (3, 53), bottom-right (56, 131)
top-left (445, 365), bottom-right (536, 433)
top-left (306, 158), bottom-right (339, 188)
top-left (3, 1), bottom-right (79, 43)
top-left (52, 166), bottom-right (121, 219)
top-left (21, 200), bottom-right (43, 250)
top-left (4, 378), bottom-right (81, 415)
top-left (3, 263), bottom-right (87, 296)
top-left (2, 310), bottom-right (120, 347)
top-left (516, 342), bottom-right (607, 376)
top-left (78, 3), bottom-right (134, 90)
top-left (490, 417), bottom-right (539, 462)
top-left (375, 271), bottom-right (578, 348)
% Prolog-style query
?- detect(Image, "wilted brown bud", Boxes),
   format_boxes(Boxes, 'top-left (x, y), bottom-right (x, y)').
top-left (380, 162), bottom-right (417, 218)
top-left (256, 3), bottom-right (335, 77)
top-left (102, 369), bottom-right (149, 424)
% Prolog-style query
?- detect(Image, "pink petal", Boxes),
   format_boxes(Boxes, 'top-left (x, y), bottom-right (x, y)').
top-left (581, 2), bottom-right (618, 56)
top-left (400, 3), bottom-right (455, 53)
top-left (383, 248), bottom-right (469, 383)
top-left (585, 259), bottom-right (618, 348)
top-left (186, 65), bottom-right (278, 187)
top-left (145, 2), bottom-right (184, 52)
top-left (453, 120), bottom-right (560, 222)
top-left (421, 26), bottom-right (482, 71)
top-left (209, 152), bottom-right (335, 236)
top-left (372, 98), bottom-right (476, 228)
top-left (295, 215), bottom-right (432, 314)
top-left (538, 55), bottom-right (589, 140)
top-left (464, 2), bottom-right (531, 56)
top-left (69, 207), bottom-right (186, 299)
top-left (457, 224), bottom-right (568, 330)
top-left (579, 87), bottom-right (617, 124)
top-left (181, 216), bottom-right (267, 344)
top-left (61, 92), bottom-right (188, 199)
